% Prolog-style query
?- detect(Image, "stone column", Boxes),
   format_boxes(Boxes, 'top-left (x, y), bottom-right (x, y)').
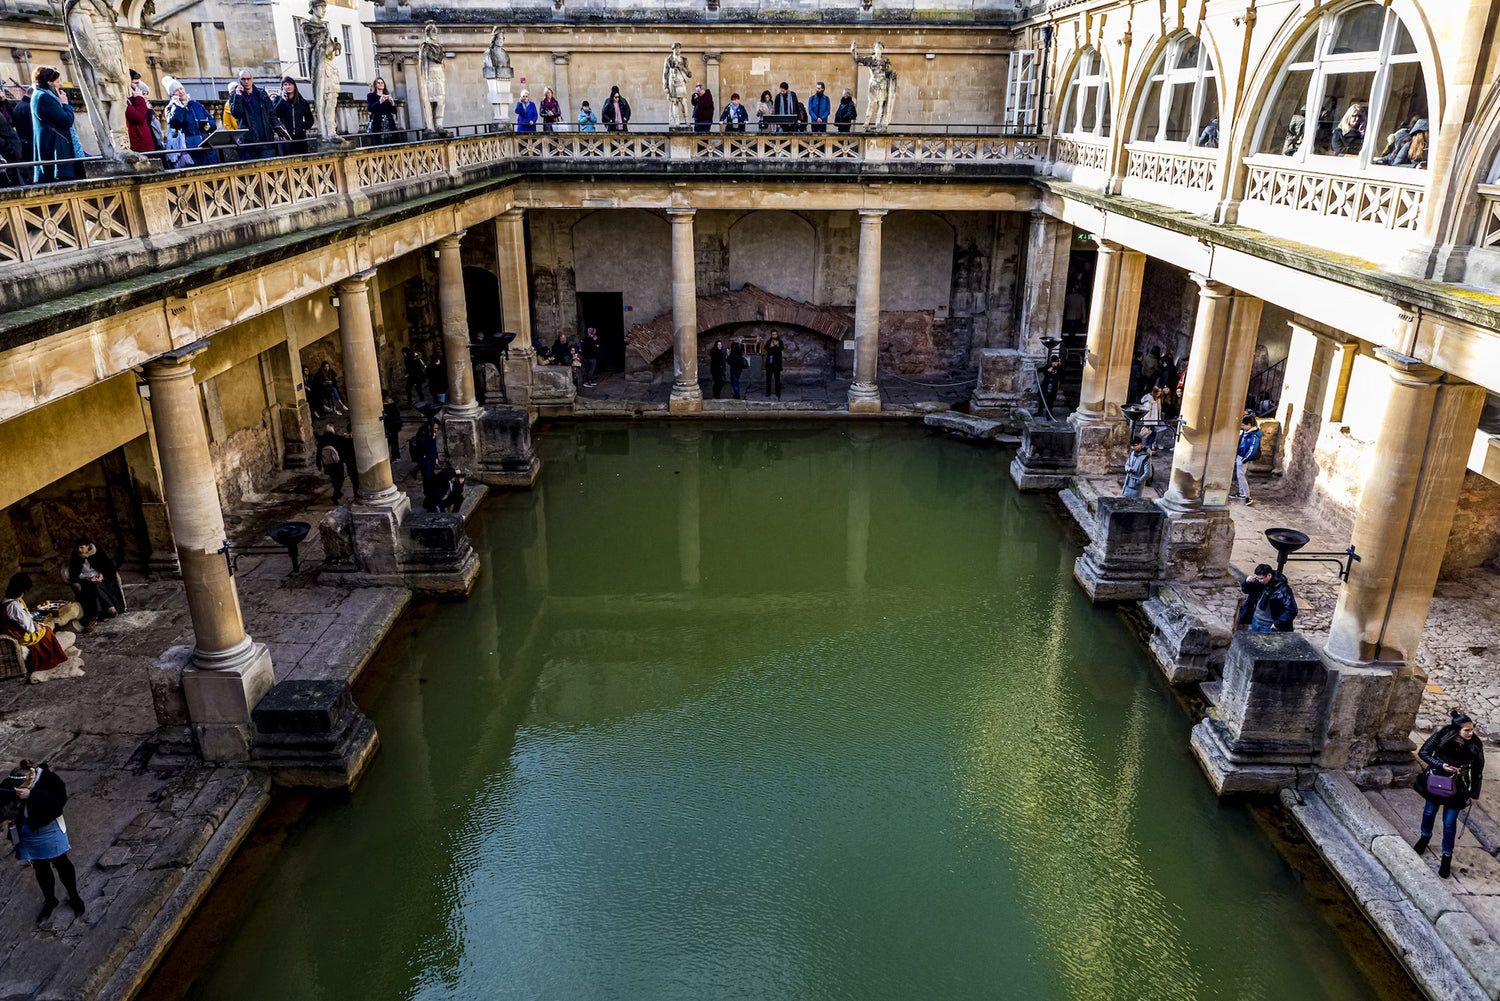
top-left (1327, 339), bottom-right (1360, 423)
top-left (122, 408), bottom-right (178, 574)
top-left (701, 51), bottom-right (721, 107)
top-left (1321, 353), bottom-right (1485, 775)
top-left (144, 344), bottom-right (274, 761)
top-left (668, 209), bottom-right (703, 415)
top-left (496, 209), bottom-right (536, 408)
top-left (1158, 277), bottom-right (1262, 579)
top-left (848, 208), bottom-right (886, 414)
top-left (1279, 317), bottom-right (1341, 495)
top-left (1069, 240), bottom-right (1145, 473)
top-left (437, 231), bottom-right (483, 471)
top-left (551, 54), bottom-right (571, 125)
top-left (336, 270), bottom-right (401, 507)
top-left (1020, 211), bottom-right (1072, 357)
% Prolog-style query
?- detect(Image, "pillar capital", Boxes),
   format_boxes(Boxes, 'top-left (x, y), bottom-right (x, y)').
top-left (700, 50), bottom-right (721, 65)
top-left (437, 231), bottom-right (466, 253)
top-left (1374, 347), bottom-right (1446, 387)
top-left (858, 208), bottom-right (888, 221)
top-left (143, 340), bottom-right (210, 380)
top-left (551, 51), bottom-right (570, 64)
top-left (335, 268), bottom-right (378, 296)
top-left (667, 207), bottom-right (696, 221)
top-left (499, 207), bottom-right (525, 223)
top-left (1189, 273), bottom-right (1233, 296)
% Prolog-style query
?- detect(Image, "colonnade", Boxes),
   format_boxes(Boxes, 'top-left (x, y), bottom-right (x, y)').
top-left (1062, 224), bottom-right (1485, 766)
top-left (662, 205), bottom-right (888, 414)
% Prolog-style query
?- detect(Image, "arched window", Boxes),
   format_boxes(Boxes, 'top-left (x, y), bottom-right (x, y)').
top-left (1060, 48), bottom-right (1111, 138)
top-left (1132, 35), bottom-right (1220, 147)
top-left (1255, 1), bottom-right (1428, 168)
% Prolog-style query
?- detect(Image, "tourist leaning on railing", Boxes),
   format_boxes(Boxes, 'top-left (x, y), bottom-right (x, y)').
top-left (720, 94), bottom-right (748, 132)
top-left (229, 69), bottom-right (278, 159)
top-left (577, 101), bottom-right (598, 132)
top-left (540, 87), bottom-right (562, 132)
top-left (835, 89), bottom-right (856, 132)
top-left (125, 80), bottom-right (159, 154)
top-left (274, 77), bottom-right (314, 155)
top-left (163, 77), bottom-right (220, 168)
top-left (602, 87), bottom-right (630, 131)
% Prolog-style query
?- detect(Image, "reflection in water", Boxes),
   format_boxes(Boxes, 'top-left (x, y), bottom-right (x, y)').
top-left (153, 424), bottom-right (1388, 1001)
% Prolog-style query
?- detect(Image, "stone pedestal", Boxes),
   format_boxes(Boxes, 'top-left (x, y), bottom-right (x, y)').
top-left (530, 365), bottom-right (576, 413)
top-left (970, 348), bottom-right (1034, 422)
top-left (1073, 496), bottom-right (1167, 602)
top-left (1009, 418), bottom-right (1078, 491)
top-left (319, 493), bottom-right (477, 595)
top-left (182, 644), bottom-right (276, 761)
top-left (1160, 505), bottom-right (1235, 582)
top-left (502, 353), bottom-right (534, 407)
top-left (1319, 659), bottom-right (1427, 783)
top-left (441, 411), bottom-right (482, 473)
top-left (350, 494), bottom-right (412, 575)
top-left (1142, 589), bottom-right (1231, 684)
top-left (478, 405), bottom-right (541, 487)
top-left (404, 511), bottom-right (481, 595)
top-left (1192, 632), bottom-right (1330, 795)
top-left (252, 680), bottom-right (381, 790)
top-left (1070, 412), bottom-right (1130, 476)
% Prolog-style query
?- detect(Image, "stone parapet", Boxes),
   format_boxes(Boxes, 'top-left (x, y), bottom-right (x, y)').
top-left (1072, 496), bottom-right (1167, 602)
top-left (969, 348), bottom-right (1035, 423)
top-left (1009, 418), bottom-right (1077, 491)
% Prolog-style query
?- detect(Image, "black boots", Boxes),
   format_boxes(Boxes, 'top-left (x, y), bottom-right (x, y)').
top-left (37, 897), bottom-right (57, 923)
top-left (1413, 835), bottom-right (1430, 855)
top-left (1440, 854), bottom-right (1453, 879)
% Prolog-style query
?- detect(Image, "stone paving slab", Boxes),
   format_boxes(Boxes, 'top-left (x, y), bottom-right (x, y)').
top-left (0, 464), bottom-right (414, 1001)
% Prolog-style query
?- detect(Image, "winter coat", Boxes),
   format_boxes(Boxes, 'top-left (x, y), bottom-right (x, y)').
top-left (692, 89), bottom-right (715, 123)
top-left (1417, 725), bottom-right (1485, 805)
top-left (540, 96), bottom-right (561, 125)
top-left (807, 92), bottom-right (830, 123)
top-left (366, 91), bottom-right (398, 133)
top-left (514, 100), bottom-right (538, 132)
top-left (764, 338), bottom-right (784, 373)
top-left (709, 346), bottom-right (726, 377)
top-left (1122, 447), bottom-right (1152, 497)
top-left (0, 766), bottom-right (66, 831)
top-left (719, 102), bottom-right (749, 131)
top-left (125, 94), bottom-right (158, 152)
top-left (1240, 572), bottom-right (1297, 631)
top-left (274, 93), bottom-right (314, 139)
top-left (168, 100), bottom-right (221, 165)
top-left (577, 108), bottom-right (598, 132)
top-left (1237, 426), bottom-right (1263, 462)
top-left (602, 96), bottom-right (630, 130)
top-left (229, 84), bottom-right (278, 145)
top-left (835, 97), bottom-right (857, 130)
top-left (728, 347), bottom-right (748, 374)
top-left (31, 87), bottom-right (78, 182)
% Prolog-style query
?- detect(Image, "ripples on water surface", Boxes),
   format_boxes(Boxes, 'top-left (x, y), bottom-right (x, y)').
top-left (161, 424), bottom-right (1390, 1001)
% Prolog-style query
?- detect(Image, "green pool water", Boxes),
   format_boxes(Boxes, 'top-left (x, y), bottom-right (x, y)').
top-left (150, 423), bottom-right (1407, 1001)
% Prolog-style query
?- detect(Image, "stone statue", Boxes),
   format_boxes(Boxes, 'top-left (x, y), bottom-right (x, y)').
top-left (305, 1), bottom-right (345, 145)
top-left (62, 0), bottom-right (141, 167)
top-left (662, 42), bottom-right (692, 130)
top-left (416, 20), bottom-right (447, 134)
top-left (851, 40), bottom-right (897, 133)
top-left (482, 25), bottom-right (514, 124)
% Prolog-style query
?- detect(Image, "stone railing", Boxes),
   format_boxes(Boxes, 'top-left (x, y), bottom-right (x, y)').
top-left (1050, 135), bottom-right (1109, 171)
top-left (1123, 145), bottom-right (1219, 193)
top-left (1476, 185), bottom-right (1500, 249)
top-left (0, 129), bottom-right (1045, 283)
top-left (1242, 160), bottom-right (1426, 232)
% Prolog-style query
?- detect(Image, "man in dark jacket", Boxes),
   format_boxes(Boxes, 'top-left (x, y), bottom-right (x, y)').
top-left (380, 392), bottom-right (403, 462)
top-left (773, 81), bottom-right (799, 131)
top-left (410, 417), bottom-right (439, 487)
top-left (1239, 564), bottom-right (1297, 633)
top-left (581, 328), bottom-right (600, 387)
top-left (228, 68), bottom-right (278, 158)
top-left (691, 85), bottom-right (714, 133)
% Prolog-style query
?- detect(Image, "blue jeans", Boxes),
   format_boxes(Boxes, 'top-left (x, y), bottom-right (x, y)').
top-left (1422, 799), bottom-right (1463, 856)
top-left (730, 372), bottom-right (741, 397)
top-left (1249, 621), bottom-right (1274, 633)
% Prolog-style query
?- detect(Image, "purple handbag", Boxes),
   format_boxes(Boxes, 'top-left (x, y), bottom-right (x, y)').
top-left (1427, 771), bottom-right (1457, 798)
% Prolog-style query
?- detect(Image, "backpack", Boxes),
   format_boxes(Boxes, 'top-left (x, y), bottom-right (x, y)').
top-left (1247, 429), bottom-right (1262, 463)
top-left (320, 444), bottom-right (341, 467)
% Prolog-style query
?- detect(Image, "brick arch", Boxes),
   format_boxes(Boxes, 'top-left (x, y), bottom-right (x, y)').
top-left (625, 284), bottom-right (852, 375)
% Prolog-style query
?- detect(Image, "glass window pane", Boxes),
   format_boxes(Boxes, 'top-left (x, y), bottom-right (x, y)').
top-left (1315, 71), bottom-right (1375, 155)
top-left (1197, 82), bottom-right (1220, 147)
top-left (1175, 37), bottom-right (1201, 70)
top-left (1259, 68), bottom-right (1312, 155)
top-left (1164, 82), bottom-right (1194, 142)
top-left (1063, 82), bottom-right (1080, 132)
top-left (1329, 5), bottom-right (1384, 54)
top-left (1080, 83), bottom-right (1098, 133)
top-left (1100, 87), bottom-right (1112, 137)
top-left (1393, 22), bottom-right (1416, 56)
top-left (1373, 63), bottom-right (1428, 165)
top-left (1290, 32), bottom-right (1316, 65)
top-left (1136, 77), bottom-right (1163, 141)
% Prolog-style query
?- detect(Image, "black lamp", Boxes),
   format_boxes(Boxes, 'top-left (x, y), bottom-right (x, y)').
top-left (1264, 527), bottom-right (1360, 582)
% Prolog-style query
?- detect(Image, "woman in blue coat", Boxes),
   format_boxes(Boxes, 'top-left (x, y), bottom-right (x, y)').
top-left (164, 79), bottom-right (220, 167)
top-left (30, 66), bottom-right (79, 182)
top-left (514, 90), bottom-right (538, 132)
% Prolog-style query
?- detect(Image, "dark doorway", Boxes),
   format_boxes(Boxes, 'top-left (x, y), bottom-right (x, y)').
top-left (464, 267), bottom-right (502, 339)
top-left (577, 292), bottom-right (626, 372)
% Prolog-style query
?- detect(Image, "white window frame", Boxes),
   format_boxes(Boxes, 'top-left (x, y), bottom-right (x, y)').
top-left (342, 25), bottom-right (356, 81)
top-left (1131, 34), bottom-right (1218, 147)
top-left (291, 16), bottom-right (311, 79)
top-left (1252, 1), bottom-right (1425, 170)
top-left (1005, 51), bottom-right (1036, 130)
top-left (1059, 48), bottom-right (1111, 138)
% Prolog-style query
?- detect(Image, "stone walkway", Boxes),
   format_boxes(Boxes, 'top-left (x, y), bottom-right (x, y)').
top-left (0, 466), bottom-right (410, 1001)
top-left (569, 371), bottom-right (974, 415)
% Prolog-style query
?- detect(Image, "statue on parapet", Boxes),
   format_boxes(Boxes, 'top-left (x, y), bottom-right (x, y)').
top-left (305, 0), bottom-right (347, 147)
top-left (63, 0), bottom-right (145, 170)
top-left (482, 25), bottom-right (514, 125)
top-left (851, 40), bottom-right (896, 133)
top-left (416, 20), bottom-right (448, 135)
top-left (663, 42), bottom-right (692, 130)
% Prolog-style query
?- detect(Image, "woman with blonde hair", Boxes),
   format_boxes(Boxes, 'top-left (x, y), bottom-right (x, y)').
top-left (540, 86), bottom-right (562, 132)
top-left (1330, 103), bottom-right (1364, 156)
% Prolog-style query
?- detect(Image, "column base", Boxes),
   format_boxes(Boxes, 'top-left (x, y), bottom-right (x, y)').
top-left (970, 348), bottom-right (1035, 425)
top-left (530, 365), bottom-right (577, 415)
top-left (848, 382), bottom-right (881, 414)
top-left (1318, 652), bottom-right (1426, 777)
top-left (1141, 589), bottom-right (1230, 684)
top-left (350, 493), bottom-right (413, 575)
top-left (1158, 503), bottom-right (1236, 581)
top-left (251, 679), bottom-right (381, 790)
top-left (1072, 496), bottom-right (1168, 603)
top-left (1008, 418), bottom-right (1078, 492)
top-left (669, 386), bottom-right (704, 415)
top-left (1068, 411), bottom-right (1130, 475)
top-left (441, 409), bottom-right (483, 472)
top-left (502, 352), bottom-right (535, 408)
top-left (1190, 632), bottom-right (1329, 796)
top-left (319, 494), bottom-right (480, 595)
top-left (181, 642), bottom-right (276, 762)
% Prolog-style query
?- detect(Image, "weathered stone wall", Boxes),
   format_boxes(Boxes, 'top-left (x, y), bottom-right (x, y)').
top-left (532, 206), bottom-right (1020, 371)
top-left (1444, 472), bottom-right (1500, 575)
